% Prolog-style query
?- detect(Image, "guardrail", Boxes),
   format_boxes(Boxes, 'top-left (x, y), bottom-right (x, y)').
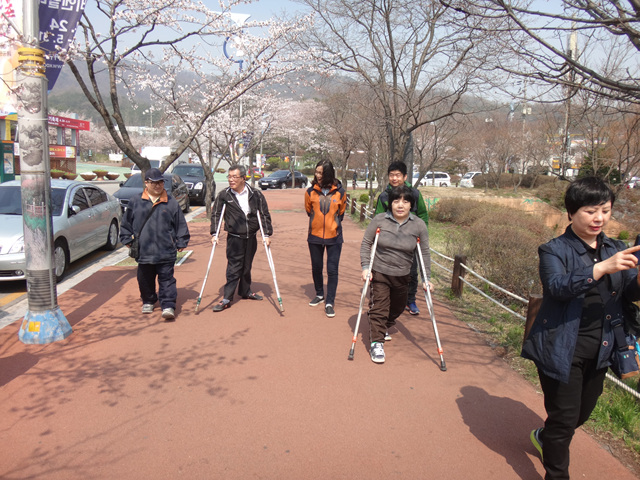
top-left (345, 193), bottom-right (640, 399)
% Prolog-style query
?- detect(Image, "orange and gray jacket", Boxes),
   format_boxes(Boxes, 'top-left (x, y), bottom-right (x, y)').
top-left (304, 182), bottom-right (346, 245)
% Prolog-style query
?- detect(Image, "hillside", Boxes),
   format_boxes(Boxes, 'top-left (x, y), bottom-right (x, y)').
top-left (47, 64), bottom-right (325, 126)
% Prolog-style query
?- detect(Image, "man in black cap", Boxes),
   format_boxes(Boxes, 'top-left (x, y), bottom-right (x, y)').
top-left (121, 168), bottom-right (190, 320)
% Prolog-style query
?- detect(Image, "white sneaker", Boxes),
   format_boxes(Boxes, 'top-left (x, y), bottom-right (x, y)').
top-left (162, 308), bottom-right (175, 320)
top-left (370, 342), bottom-right (385, 363)
top-left (384, 331), bottom-right (392, 341)
top-left (142, 304), bottom-right (155, 314)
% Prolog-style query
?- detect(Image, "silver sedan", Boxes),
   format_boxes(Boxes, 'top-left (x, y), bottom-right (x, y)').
top-left (0, 179), bottom-right (122, 282)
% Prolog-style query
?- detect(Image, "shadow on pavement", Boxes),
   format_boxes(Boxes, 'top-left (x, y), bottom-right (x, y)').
top-left (457, 385), bottom-right (544, 480)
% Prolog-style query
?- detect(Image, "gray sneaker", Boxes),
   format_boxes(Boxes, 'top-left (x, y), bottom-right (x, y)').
top-left (142, 304), bottom-right (155, 314)
top-left (162, 308), bottom-right (175, 320)
top-left (370, 342), bottom-right (385, 363)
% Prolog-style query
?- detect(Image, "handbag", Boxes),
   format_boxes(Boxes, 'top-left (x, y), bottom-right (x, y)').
top-left (623, 300), bottom-right (640, 337)
top-left (128, 205), bottom-right (157, 262)
top-left (610, 317), bottom-right (640, 380)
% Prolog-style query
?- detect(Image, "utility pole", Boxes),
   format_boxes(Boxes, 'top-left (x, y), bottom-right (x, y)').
top-left (560, 26), bottom-right (578, 178)
top-left (17, 0), bottom-right (71, 343)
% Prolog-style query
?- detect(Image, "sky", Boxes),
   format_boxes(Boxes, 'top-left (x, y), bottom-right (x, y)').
top-left (226, 0), bottom-right (308, 22)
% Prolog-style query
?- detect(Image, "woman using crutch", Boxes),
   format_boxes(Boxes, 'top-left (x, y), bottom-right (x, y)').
top-left (360, 185), bottom-right (432, 364)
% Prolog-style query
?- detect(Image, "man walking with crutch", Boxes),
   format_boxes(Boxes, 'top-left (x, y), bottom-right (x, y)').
top-left (210, 164), bottom-right (273, 312)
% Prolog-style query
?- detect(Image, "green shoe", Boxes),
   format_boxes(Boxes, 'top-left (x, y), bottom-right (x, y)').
top-left (530, 428), bottom-right (543, 462)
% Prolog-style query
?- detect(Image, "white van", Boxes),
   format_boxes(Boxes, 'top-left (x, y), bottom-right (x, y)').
top-left (131, 159), bottom-right (161, 174)
top-left (460, 171), bottom-right (482, 188)
top-left (419, 171), bottom-right (451, 187)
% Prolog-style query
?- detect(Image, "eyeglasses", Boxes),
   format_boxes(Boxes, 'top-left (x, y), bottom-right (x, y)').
top-left (145, 180), bottom-right (164, 185)
top-left (227, 175), bottom-right (243, 180)
top-left (388, 173), bottom-right (404, 179)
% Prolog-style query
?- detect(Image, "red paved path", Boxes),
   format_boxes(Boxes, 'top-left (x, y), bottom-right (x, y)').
top-left (0, 190), bottom-right (637, 479)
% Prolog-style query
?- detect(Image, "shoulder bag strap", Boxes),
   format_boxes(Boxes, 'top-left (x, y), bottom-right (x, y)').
top-left (134, 203), bottom-right (158, 239)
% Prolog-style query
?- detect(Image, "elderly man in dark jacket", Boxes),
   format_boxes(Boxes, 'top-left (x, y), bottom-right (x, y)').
top-left (210, 164), bottom-right (273, 312)
top-left (120, 168), bottom-right (190, 321)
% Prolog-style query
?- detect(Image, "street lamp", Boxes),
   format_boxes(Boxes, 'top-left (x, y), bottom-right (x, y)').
top-left (222, 13), bottom-right (250, 165)
top-left (222, 13), bottom-right (251, 72)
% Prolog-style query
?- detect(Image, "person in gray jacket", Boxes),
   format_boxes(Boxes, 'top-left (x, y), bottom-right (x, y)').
top-left (360, 185), bottom-right (433, 364)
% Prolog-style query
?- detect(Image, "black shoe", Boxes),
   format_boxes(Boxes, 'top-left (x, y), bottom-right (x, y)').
top-left (213, 300), bottom-right (231, 312)
top-left (242, 292), bottom-right (263, 301)
top-left (325, 304), bottom-right (335, 317)
top-left (309, 296), bottom-right (324, 306)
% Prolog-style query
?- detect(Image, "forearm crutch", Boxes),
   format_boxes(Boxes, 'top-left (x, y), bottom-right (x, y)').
top-left (416, 238), bottom-right (447, 371)
top-left (195, 203), bottom-right (226, 313)
top-left (348, 227), bottom-right (380, 360)
top-left (257, 212), bottom-right (284, 313)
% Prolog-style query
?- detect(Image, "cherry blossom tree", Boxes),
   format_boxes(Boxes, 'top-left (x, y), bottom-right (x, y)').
top-left (442, 0), bottom-right (640, 105)
top-left (294, 0), bottom-right (495, 170)
top-left (60, 0), bottom-right (315, 174)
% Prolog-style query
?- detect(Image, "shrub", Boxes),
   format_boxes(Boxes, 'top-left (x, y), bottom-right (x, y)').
top-left (431, 198), bottom-right (553, 298)
top-left (618, 230), bottom-right (630, 241)
top-left (533, 178), bottom-right (569, 210)
top-left (358, 193), bottom-right (369, 204)
top-left (266, 157), bottom-right (281, 171)
top-left (430, 198), bottom-right (491, 226)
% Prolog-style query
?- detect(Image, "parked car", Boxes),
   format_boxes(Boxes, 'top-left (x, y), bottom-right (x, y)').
top-left (460, 171), bottom-right (483, 188)
top-left (246, 167), bottom-right (265, 180)
top-left (626, 176), bottom-right (639, 189)
top-left (113, 173), bottom-right (190, 213)
top-left (414, 171), bottom-right (452, 187)
top-left (259, 170), bottom-right (308, 190)
top-left (0, 179), bottom-right (122, 282)
top-left (171, 164), bottom-right (211, 205)
top-left (130, 159), bottom-right (161, 174)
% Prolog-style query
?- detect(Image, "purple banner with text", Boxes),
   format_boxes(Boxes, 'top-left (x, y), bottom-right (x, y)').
top-left (38, 0), bottom-right (87, 90)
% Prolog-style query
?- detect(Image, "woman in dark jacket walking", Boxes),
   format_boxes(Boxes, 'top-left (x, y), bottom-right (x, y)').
top-left (522, 177), bottom-right (640, 480)
top-left (304, 159), bottom-right (346, 318)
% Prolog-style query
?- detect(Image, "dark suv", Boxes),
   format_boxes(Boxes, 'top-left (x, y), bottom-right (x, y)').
top-left (259, 170), bottom-right (308, 190)
top-left (172, 164), bottom-right (211, 205)
top-left (113, 173), bottom-right (190, 212)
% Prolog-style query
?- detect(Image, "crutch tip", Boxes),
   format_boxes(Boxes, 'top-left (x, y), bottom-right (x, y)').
top-left (440, 362), bottom-right (447, 371)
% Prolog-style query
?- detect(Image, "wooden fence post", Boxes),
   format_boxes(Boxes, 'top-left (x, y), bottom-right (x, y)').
top-left (359, 204), bottom-right (366, 222)
top-left (451, 254), bottom-right (467, 297)
top-left (523, 294), bottom-right (543, 343)
top-left (351, 199), bottom-right (356, 215)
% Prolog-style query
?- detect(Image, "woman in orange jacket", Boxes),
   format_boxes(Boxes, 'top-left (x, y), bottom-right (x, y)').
top-left (304, 160), bottom-right (347, 318)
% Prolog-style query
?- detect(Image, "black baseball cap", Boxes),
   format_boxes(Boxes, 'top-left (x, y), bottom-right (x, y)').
top-left (145, 168), bottom-right (164, 182)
